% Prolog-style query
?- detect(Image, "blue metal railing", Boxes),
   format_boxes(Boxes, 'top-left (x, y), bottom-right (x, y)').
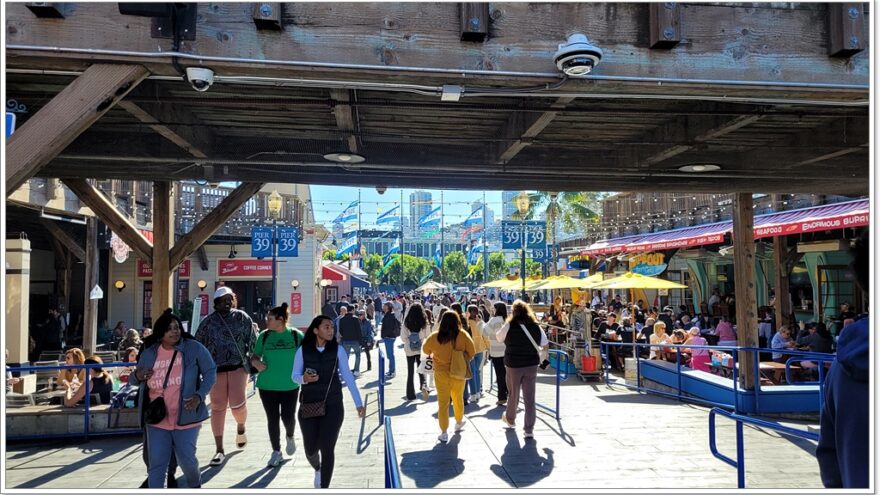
top-left (598, 341), bottom-right (833, 414)
top-left (488, 348), bottom-right (568, 419)
top-left (377, 346), bottom-right (386, 426)
top-left (384, 416), bottom-right (402, 488)
top-left (784, 355), bottom-right (836, 412)
top-left (708, 407), bottom-right (819, 488)
top-left (6, 362), bottom-right (142, 441)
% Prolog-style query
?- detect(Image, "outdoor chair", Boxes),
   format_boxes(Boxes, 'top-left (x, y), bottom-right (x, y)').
top-left (5, 394), bottom-right (35, 408)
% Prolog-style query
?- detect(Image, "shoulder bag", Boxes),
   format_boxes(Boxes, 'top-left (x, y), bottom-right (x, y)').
top-left (143, 350), bottom-right (178, 425)
top-left (519, 324), bottom-right (549, 364)
top-left (219, 314), bottom-right (256, 374)
top-left (449, 336), bottom-right (472, 381)
top-left (299, 356), bottom-right (338, 419)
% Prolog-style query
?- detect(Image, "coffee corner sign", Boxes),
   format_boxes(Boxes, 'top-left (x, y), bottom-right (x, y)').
top-left (217, 259), bottom-right (273, 278)
top-left (629, 252), bottom-right (668, 277)
top-left (138, 259), bottom-right (190, 278)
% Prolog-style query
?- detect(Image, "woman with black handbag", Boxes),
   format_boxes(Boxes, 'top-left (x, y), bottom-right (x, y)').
top-left (292, 315), bottom-right (366, 488)
top-left (130, 309), bottom-right (216, 488)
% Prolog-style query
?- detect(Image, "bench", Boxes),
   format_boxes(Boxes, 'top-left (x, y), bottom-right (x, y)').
top-left (6, 403), bottom-right (140, 439)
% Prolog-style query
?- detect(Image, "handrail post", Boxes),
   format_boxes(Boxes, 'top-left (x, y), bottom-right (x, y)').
top-left (675, 346), bottom-right (682, 401)
top-left (83, 368), bottom-right (92, 439)
top-left (735, 420), bottom-right (745, 488)
top-left (635, 341), bottom-right (641, 392)
top-left (378, 347), bottom-right (385, 425)
top-left (753, 348), bottom-right (761, 414)
top-left (731, 348), bottom-right (739, 414)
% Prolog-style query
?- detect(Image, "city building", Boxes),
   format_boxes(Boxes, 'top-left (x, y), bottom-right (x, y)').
top-left (409, 190), bottom-right (432, 231)
top-left (501, 191), bottom-right (518, 220)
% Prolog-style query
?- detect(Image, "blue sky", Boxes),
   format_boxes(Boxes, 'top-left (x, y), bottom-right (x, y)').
top-left (310, 186), bottom-right (507, 227)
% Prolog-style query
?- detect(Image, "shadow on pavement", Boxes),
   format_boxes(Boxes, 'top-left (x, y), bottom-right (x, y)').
top-left (14, 445), bottom-right (126, 488)
top-left (596, 392), bottom-right (678, 405)
top-left (399, 433), bottom-right (465, 488)
top-left (357, 416), bottom-right (381, 454)
top-left (535, 417), bottom-right (576, 446)
top-left (230, 463), bottom-right (284, 488)
top-left (198, 450), bottom-right (243, 485)
top-left (489, 429), bottom-right (554, 488)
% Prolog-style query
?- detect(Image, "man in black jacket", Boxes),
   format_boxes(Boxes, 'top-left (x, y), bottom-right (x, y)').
top-left (321, 299), bottom-right (338, 319)
top-left (338, 310), bottom-right (363, 376)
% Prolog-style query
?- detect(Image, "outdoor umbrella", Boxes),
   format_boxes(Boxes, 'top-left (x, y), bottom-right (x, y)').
top-left (415, 280), bottom-right (446, 292)
top-left (590, 272), bottom-right (688, 343)
top-left (481, 277), bottom-right (523, 290)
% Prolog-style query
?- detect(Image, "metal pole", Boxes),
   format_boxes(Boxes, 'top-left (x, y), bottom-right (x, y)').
top-left (271, 217), bottom-right (278, 306)
top-left (521, 218), bottom-right (527, 300)
top-left (483, 191), bottom-right (489, 284)
top-left (399, 189), bottom-right (404, 295)
top-left (440, 191), bottom-right (445, 286)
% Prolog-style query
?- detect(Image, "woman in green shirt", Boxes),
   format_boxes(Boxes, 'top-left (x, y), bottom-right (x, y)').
top-left (250, 303), bottom-right (305, 468)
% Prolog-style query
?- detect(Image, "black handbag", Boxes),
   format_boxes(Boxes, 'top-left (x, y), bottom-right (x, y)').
top-left (299, 357), bottom-right (337, 419)
top-left (143, 350), bottom-right (177, 425)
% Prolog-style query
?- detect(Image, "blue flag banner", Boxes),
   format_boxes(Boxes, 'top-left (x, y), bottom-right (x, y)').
top-left (384, 238), bottom-right (400, 265)
top-left (376, 205), bottom-right (400, 225)
top-left (434, 245), bottom-right (442, 267)
top-left (463, 205), bottom-right (484, 227)
top-left (336, 232), bottom-right (359, 257)
top-left (468, 240), bottom-right (484, 265)
top-left (418, 206), bottom-right (441, 228)
top-left (333, 200), bottom-right (359, 224)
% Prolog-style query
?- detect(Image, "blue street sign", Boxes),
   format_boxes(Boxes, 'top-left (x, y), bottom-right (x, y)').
top-left (277, 227), bottom-right (299, 257)
top-left (531, 248), bottom-right (547, 263)
top-left (501, 220), bottom-right (547, 250)
top-left (6, 112), bottom-right (16, 138)
top-left (251, 227), bottom-right (273, 258)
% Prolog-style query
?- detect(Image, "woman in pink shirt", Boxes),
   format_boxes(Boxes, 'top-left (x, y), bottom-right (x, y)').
top-left (714, 317), bottom-right (737, 347)
top-left (684, 327), bottom-right (711, 372)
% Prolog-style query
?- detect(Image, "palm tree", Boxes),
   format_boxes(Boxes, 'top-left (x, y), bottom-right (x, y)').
top-left (511, 191), bottom-right (605, 234)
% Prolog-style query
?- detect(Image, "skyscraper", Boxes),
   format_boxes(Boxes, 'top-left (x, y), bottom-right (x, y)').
top-left (410, 190), bottom-right (433, 231)
top-left (502, 191), bottom-right (518, 220)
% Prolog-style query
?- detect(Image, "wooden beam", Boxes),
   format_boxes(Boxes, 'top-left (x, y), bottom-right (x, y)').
top-left (649, 3), bottom-right (681, 49)
top-left (494, 97), bottom-right (574, 164)
top-left (62, 179), bottom-right (153, 262)
top-left (828, 3), bottom-right (865, 57)
top-left (151, 181), bottom-right (173, 324)
top-left (41, 219), bottom-right (85, 262)
top-left (330, 89), bottom-right (360, 154)
top-left (642, 115), bottom-right (763, 166)
top-left (169, 182), bottom-right (266, 268)
top-left (733, 192), bottom-right (758, 391)
top-left (82, 216), bottom-right (99, 355)
top-left (5, 64), bottom-right (149, 196)
top-left (252, 2), bottom-right (283, 30)
top-left (791, 144), bottom-right (868, 166)
top-left (116, 100), bottom-right (210, 158)
top-left (196, 245), bottom-right (209, 271)
top-left (460, 3), bottom-right (490, 42)
top-left (773, 233), bottom-right (794, 330)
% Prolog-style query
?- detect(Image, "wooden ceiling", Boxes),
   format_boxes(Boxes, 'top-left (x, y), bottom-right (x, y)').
top-left (4, 2), bottom-right (870, 195)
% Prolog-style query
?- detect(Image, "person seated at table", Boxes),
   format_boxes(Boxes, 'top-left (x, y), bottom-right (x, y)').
top-left (648, 321), bottom-right (669, 360)
top-left (119, 347), bottom-right (139, 383)
top-left (684, 327), bottom-right (710, 372)
top-left (595, 313), bottom-right (620, 341)
top-left (64, 355), bottom-right (113, 407)
top-left (664, 329), bottom-right (690, 364)
top-left (714, 316), bottom-right (737, 348)
top-left (609, 318), bottom-right (638, 370)
top-left (57, 348), bottom-right (86, 390)
top-left (771, 326), bottom-right (797, 363)
top-left (118, 329), bottom-right (142, 360)
top-left (798, 322), bottom-right (834, 375)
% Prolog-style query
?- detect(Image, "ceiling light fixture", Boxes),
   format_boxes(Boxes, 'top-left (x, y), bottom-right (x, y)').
top-left (323, 152), bottom-right (366, 164)
top-left (678, 164), bottom-right (721, 173)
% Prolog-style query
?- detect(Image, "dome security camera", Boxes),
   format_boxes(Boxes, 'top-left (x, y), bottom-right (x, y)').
top-left (376, 186), bottom-right (387, 195)
top-left (553, 33), bottom-right (603, 77)
top-left (185, 67), bottom-right (215, 92)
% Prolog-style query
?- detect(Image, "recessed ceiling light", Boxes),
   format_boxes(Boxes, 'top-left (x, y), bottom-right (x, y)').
top-left (678, 164), bottom-right (721, 173)
top-left (323, 152), bottom-right (365, 164)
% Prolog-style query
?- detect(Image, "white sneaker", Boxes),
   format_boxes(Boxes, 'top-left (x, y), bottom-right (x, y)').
top-left (267, 450), bottom-right (283, 468)
top-left (285, 435), bottom-right (296, 455)
top-left (314, 470), bottom-right (321, 488)
top-left (420, 385), bottom-right (430, 401)
top-left (438, 432), bottom-right (448, 443)
top-left (353, 371), bottom-right (361, 378)
top-left (454, 421), bottom-right (465, 433)
top-left (523, 431), bottom-right (534, 439)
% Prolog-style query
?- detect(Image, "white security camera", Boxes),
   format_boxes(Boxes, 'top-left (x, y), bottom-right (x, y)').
top-left (553, 33), bottom-right (603, 76)
top-left (185, 67), bottom-right (215, 92)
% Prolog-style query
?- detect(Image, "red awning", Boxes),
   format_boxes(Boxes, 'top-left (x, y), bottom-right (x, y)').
top-left (322, 264), bottom-right (347, 281)
top-left (582, 199), bottom-right (868, 256)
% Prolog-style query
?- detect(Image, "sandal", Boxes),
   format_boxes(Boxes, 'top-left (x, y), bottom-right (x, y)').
top-left (209, 452), bottom-right (226, 466)
top-left (236, 431), bottom-right (247, 448)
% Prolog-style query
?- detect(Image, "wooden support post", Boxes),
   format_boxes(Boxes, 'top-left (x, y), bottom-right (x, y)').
top-left (733, 193), bottom-right (759, 390)
top-left (151, 182), bottom-right (173, 324)
top-left (83, 217), bottom-right (99, 355)
top-left (773, 235), bottom-right (793, 330)
top-left (41, 219), bottom-right (85, 262)
top-left (170, 182), bottom-right (265, 268)
top-left (460, 3), bottom-right (490, 42)
top-left (63, 179), bottom-right (153, 262)
top-left (828, 3), bottom-right (865, 57)
top-left (649, 3), bottom-right (681, 49)
top-left (6, 64), bottom-right (148, 196)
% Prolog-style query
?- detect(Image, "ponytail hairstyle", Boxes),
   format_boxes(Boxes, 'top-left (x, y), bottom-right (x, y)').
top-left (268, 302), bottom-right (290, 323)
top-left (85, 355), bottom-right (112, 384)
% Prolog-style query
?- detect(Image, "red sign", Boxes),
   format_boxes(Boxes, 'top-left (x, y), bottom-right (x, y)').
top-left (753, 213), bottom-right (869, 239)
top-left (217, 259), bottom-right (273, 278)
top-left (138, 259), bottom-right (190, 278)
top-left (290, 292), bottom-right (302, 315)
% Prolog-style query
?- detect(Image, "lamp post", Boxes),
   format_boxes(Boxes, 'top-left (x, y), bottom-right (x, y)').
top-left (267, 190), bottom-right (283, 307)
top-left (515, 191), bottom-right (530, 300)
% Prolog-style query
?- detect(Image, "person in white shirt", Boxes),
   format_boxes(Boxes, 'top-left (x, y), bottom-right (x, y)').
top-left (484, 302), bottom-right (509, 405)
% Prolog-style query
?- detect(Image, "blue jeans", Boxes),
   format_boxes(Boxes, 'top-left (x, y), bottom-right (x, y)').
top-left (383, 337), bottom-right (396, 374)
top-left (146, 425), bottom-right (201, 488)
top-left (465, 352), bottom-right (484, 400)
top-left (376, 312), bottom-right (384, 326)
top-left (342, 341), bottom-right (362, 372)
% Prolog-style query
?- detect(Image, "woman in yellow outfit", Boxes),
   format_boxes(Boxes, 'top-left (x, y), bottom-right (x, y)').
top-left (465, 305), bottom-right (490, 404)
top-left (422, 311), bottom-right (476, 443)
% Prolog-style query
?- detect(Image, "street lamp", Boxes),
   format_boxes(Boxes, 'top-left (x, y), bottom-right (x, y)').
top-left (515, 191), bottom-right (531, 300)
top-left (267, 189), bottom-right (283, 307)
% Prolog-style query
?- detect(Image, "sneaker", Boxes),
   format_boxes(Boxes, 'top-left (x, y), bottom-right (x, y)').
top-left (471, 393), bottom-right (480, 403)
top-left (386, 372), bottom-right (396, 379)
top-left (267, 450), bottom-right (283, 468)
top-left (438, 432), bottom-right (449, 443)
top-left (209, 451), bottom-right (226, 466)
top-left (421, 386), bottom-right (430, 401)
top-left (454, 421), bottom-right (465, 433)
top-left (501, 415), bottom-right (515, 429)
top-left (313, 470), bottom-right (322, 489)
top-left (523, 431), bottom-right (534, 439)
top-left (285, 435), bottom-right (296, 455)
top-left (353, 371), bottom-right (361, 378)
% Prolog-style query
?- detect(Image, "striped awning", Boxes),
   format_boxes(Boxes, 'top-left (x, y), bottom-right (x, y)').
top-left (581, 199), bottom-right (868, 256)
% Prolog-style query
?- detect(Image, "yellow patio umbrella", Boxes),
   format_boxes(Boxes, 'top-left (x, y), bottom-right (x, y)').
top-left (415, 280), bottom-right (446, 292)
top-left (481, 277), bottom-right (523, 290)
top-left (590, 272), bottom-right (688, 343)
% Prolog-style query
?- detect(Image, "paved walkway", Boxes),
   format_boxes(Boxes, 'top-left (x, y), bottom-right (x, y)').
top-left (5, 370), bottom-right (384, 489)
top-left (381, 343), bottom-right (823, 490)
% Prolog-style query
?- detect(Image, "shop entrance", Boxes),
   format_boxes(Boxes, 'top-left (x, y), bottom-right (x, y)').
top-left (219, 280), bottom-right (273, 329)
